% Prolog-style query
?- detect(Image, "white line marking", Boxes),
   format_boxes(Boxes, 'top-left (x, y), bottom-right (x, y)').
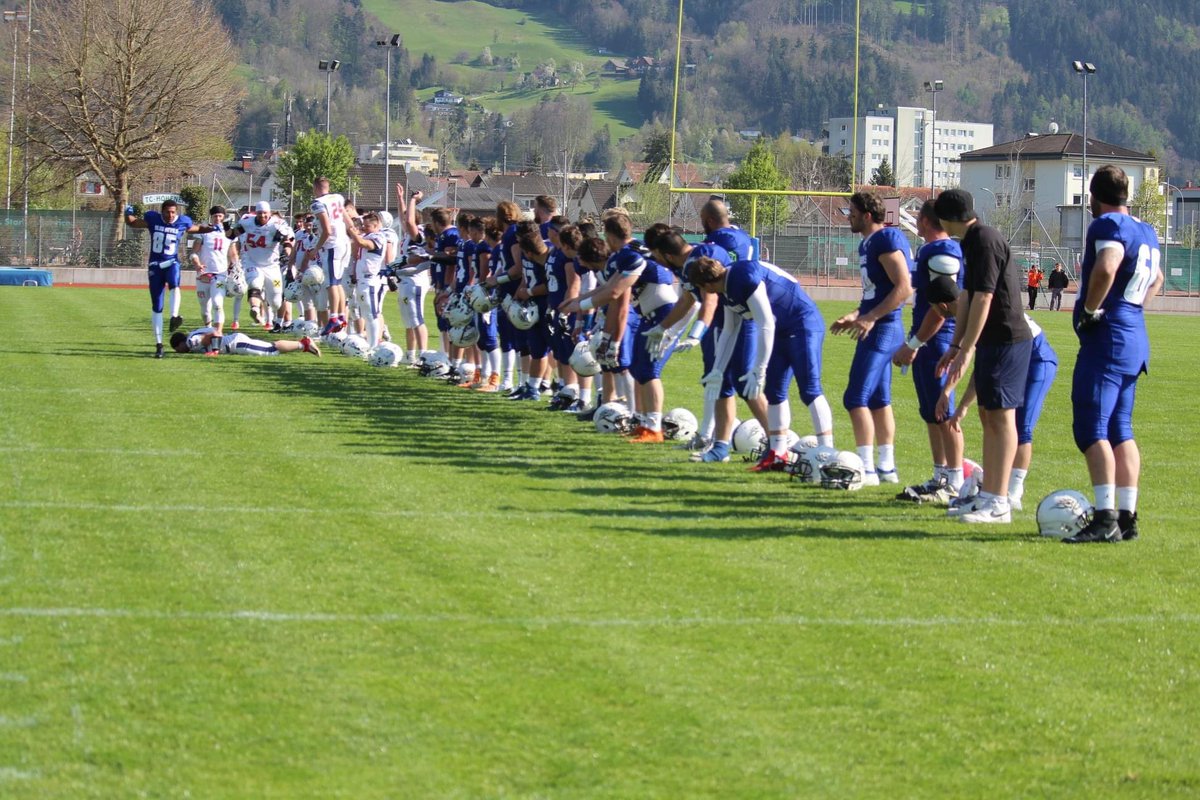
top-left (0, 768), bottom-right (39, 781)
top-left (0, 716), bottom-right (38, 729)
top-left (0, 606), bottom-right (1196, 629)
top-left (0, 673), bottom-right (28, 683)
top-left (0, 637), bottom-right (22, 646)
top-left (0, 446), bottom-right (196, 458)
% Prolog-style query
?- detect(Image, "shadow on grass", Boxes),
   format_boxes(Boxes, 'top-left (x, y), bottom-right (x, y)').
top-left (226, 355), bottom-right (1024, 543)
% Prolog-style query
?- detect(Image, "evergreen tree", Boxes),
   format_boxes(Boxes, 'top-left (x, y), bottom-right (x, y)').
top-left (871, 157), bottom-right (896, 187)
top-left (724, 140), bottom-right (789, 232)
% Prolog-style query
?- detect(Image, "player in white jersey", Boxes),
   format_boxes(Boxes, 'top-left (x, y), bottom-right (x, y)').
top-left (169, 326), bottom-right (320, 357)
top-left (345, 211), bottom-right (389, 348)
top-left (231, 201), bottom-right (293, 330)
top-left (189, 205), bottom-right (237, 339)
top-left (305, 176), bottom-right (351, 334)
top-left (395, 183), bottom-right (431, 362)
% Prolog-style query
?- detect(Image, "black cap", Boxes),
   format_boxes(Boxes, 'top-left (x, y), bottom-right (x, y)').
top-left (926, 275), bottom-right (961, 305)
top-left (209, 205), bottom-right (226, 215)
top-left (933, 189), bottom-right (975, 223)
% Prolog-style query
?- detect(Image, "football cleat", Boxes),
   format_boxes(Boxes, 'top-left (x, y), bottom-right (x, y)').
top-left (947, 495), bottom-right (984, 517)
top-left (154, 343), bottom-right (164, 359)
top-left (475, 374), bottom-right (501, 393)
top-left (627, 426), bottom-right (665, 444)
top-left (959, 499), bottom-right (1013, 524)
top-left (877, 468), bottom-right (900, 484)
top-left (678, 433), bottom-right (711, 452)
top-left (749, 451), bottom-right (789, 473)
top-left (230, 321), bottom-right (240, 331)
top-left (300, 337), bottom-right (321, 357)
top-left (169, 315), bottom-right (183, 332)
top-left (1119, 510), bottom-right (1139, 541)
top-left (203, 350), bottom-right (219, 358)
top-left (1062, 509), bottom-right (1120, 544)
top-left (861, 471), bottom-right (881, 487)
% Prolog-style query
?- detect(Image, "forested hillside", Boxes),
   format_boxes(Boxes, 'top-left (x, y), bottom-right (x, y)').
top-left (219, 0), bottom-right (1200, 177)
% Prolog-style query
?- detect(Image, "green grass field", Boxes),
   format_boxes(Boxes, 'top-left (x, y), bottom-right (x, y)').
top-left (1, 288), bottom-right (1198, 798)
top-left (363, 0), bottom-right (642, 138)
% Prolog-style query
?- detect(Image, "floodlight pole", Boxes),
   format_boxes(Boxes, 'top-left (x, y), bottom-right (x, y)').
top-left (319, 59), bottom-right (341, 135)
top-left (375, 35), bottom-right (400, 214)
top-left (1073, 60), bottom-right (1096, 265)
top-left (924, 79), bottom-right (943, 192)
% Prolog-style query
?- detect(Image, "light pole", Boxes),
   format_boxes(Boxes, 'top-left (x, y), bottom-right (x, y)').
top-left (2, 10), bottom-right (26, 212)
top-left (1163, 179), bottom-right (1184, 285)
top-left (375, 34), bottom-right (401, 215)
top-left (1072, 60), bottom-right (1096, 265)
top-left (923, 79), bottom-right (943, 192)
top-left (318, 59), bottom-right (340, 134)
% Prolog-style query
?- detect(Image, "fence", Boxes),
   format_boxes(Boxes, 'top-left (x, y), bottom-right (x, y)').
top-left (0, 210), bottom-right (148, 268)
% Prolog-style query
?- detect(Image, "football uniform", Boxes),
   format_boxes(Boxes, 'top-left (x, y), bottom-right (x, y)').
top-left (495, 227), bottom-right (521, 353)
top-left (194, 228), bottom-right (229, 323)
top-left (597, 243), bottom-right (650, 374)
top-left (705, 226), bottom-right (756, 261)
top-left (845, 226), bottom-right (913, 410)
top-left (1071, 212), bottom-right (1159, 451)
top-left (545, 247), bottom-right (575, 365)
top-left (625, 244), bottom-right (678, 385)
top-left (474, 242), bottom-right (499, 352)
top-left (520, 249), bottom-right (552, 358)
top-left (911, 237), bottom-right (964, 423)
top-left (143, 210), bottom-right (193, 313)
top-left (1019, 316), bottom-right (1058, 446)
top-left (433, 225), bottom-right (462, 334)
top-left (684, 243), bottom-right (756, 397)
top-left (310, 192), bottom-right (350, 283)
top-left (353, 230), bottom-right (388, 337)
top-left (236, 215), bottom-right (294, 312)
top-left (721, 259), bottom-right (826, 406)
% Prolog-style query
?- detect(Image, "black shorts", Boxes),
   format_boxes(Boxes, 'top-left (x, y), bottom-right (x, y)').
top-left (974, 339), bottom-right (1032, 410)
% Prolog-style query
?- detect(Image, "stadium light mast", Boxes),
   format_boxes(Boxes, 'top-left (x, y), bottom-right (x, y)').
top-left (375, 35), bottom-right (401, 215)
top-left (2, 10), bottom-right (27, 211)
top-left (923, 80), bottom-right (943, 192)
top-left (318, 59), bottom-right (341, 135)
top-left (1072, 60), bottom-right (1096, 266)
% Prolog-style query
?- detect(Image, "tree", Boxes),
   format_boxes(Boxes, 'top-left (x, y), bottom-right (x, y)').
top-left (723, 140), bottom-right (789, 232)
top-left (871, 157), bottom-right (896, 187)
top-left (275, 132), bottom-right (355, 212)
top-left (25, 0), bottom-right (239, 237)
top-left (178, 185), bottom-right (211, 220)
top-left (1130, 177), bottom-right (1166, 239)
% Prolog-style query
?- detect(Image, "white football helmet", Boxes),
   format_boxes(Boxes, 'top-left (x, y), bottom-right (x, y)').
top-left (301, 320), bottom-right (320, 337)
top-left (732, 419), bottom-right (767, 455)
top-left (569, 340), bottom-right (601, 377)
top-left (340, 335), bottom-right (370, 360)
top-left (418, 352), bottom-right (452, 378)
top-left (323, 329), bottom-right (348, 347)
top-left (820, 450), bottom-right (866, 490)
top-left (446, 293), bottom-right (475, 327)
top-left (283, 280), bottom-right (303, 302)
top-left (467, 283), bottom-right (495, 313)
top-left (302, 266), bottom-right (326, 289)
top-left (1036, 490), bottom-right (1093, 539)
top-left (368, 342), bottom-right (404, 368)
top-left (786, 435), bottom-right (822, 480)
top-left (790, 434), bottom-right (820, 454)
top-left (507, 298), bottom-right (540, 330)
top-left (797, 445), bottom-right (839, 484)
top-left (594, 402), bottom-right (634, 434)
top-left (959, 460), bottom-right (984, 501)
top-left (449, 323), bottom-right (480, 348)
top-left (663, 408), bottom-right (698, 441)
top-left (225, 267), bottom-right (247, 297)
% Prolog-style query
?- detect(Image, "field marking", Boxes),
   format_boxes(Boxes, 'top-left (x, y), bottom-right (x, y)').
top-left (0, 716), bottom-right (38, 729)
top-left (0, 446), bottom-right (198, 458)
top-left (0, 767), bottom-right (39, 781)
top-left (0, 673), bottom-right (28, 683)
top-left (1, 606), bottom-right (1197, 629)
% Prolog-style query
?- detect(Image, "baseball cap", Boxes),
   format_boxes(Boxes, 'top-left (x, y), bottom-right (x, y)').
top-left (933, 189), bottom-right (975, 223)
top-left (254, 201), bottom-right (271, 213)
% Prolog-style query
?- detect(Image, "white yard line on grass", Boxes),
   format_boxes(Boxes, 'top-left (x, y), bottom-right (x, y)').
top-left (0, 767), bottom-right (39, 781)
top-left (1, 606), bottom-right (1197, 629)
top-left (0, 446), bottom-right (197, 458)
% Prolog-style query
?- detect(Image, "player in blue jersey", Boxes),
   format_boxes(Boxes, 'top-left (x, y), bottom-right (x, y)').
top-left (543, 217), bottom-right (582, 410)
top-left (451, 214), bottom-right (482, 387)
top-left (831, 192), bottom-right (914, 485)
top-left (691, 256), bottom-right (833, 470)
top-left (125, 199), bottom-right (216, 358)
top-left (552, 223), bottom-right (595, 414)
top-left (426, 207), bottom-right (461, 365)
top-left (1062, 166), bottom-right (1163, 543)
top-left (508, 221), bottom-right (554, 401)
top-left (700, 199), bottom-right (756, 261)
top-left (471, 219), bottom-right (504, 393)
top-left (484, 201), bottom-right (525, 394)
top-left (534, 195), bottom-right (557, 240)
top-left (892, 201), bottom-right (967, 504)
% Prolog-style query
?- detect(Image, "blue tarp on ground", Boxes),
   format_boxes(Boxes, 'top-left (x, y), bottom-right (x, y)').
top-left (0, 268), bottom-right (52, 286)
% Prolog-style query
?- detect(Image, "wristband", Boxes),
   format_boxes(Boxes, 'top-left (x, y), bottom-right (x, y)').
top-left (1084, 306), bottom-right (1098, 316)
top-left (688, 320), bottom-right (708, 340)
top-left (947, 344), bottom-right (961, 352)
top-left (580, 297), bottom-right (594, 312)
top-left (496, 274), bottom-right (511, 285)
top-left (907, 334), bottom-right (925, 350)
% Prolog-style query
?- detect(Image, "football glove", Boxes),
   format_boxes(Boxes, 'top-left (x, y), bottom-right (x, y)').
top-left (124, 205), bottom-right (136, 216)
top-left (740, 368), bottom-right (766, 400)
top-left (700, 369), bottom-right (723, 390)
top-left (643, 324), bottom-right (666, 359)
top-left (674, 335), bottom-right (700, 353)
top-left (1076, 306), bottom-right (1105, 332)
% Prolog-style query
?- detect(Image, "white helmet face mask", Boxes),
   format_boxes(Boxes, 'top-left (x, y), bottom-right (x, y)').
top-left (820, 451), bottom-right (866, 490)
top-left (1036, 490), bottom-right (1094, 539)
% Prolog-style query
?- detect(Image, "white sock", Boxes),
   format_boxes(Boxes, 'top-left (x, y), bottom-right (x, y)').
top-left (767, 402), bottom-right (790, 433)
top-left (564, 383), bottom-right (579, 398)
top-left (769, 433), bottom-right (787, 454)
top-left (233, 296), bottom-right (243, 321)
top-left (170, 287), bottom-right (181, 317)
top-left (646, 412), bottom-right (662, 432)
top-left (1117, 486), bottom-right (1138, 513)
top-left (700, 390), bottom-right (717, 439)
top-left (151, 312), bottom-right (163, 344)
top-left (856, 445), bottom-right (875, 472)
top-left (1093, 483), bottom-right (1116, 511)
top-left (618, 373), bottom-right (636, 410)
top-left (934, 464), bottom-right (947, 481)
top-left (365, 315), bottom-right (380, 348)
top-left (876, 444), bottom-right (895, 472)
top-left (490, 349), bottom-right (502, 377)
top-left (526, 376), bottom-right (540, 391)
top-left (944, 468), bottom-right (964, 491)
top-left (1009, 468), bottom-right (1027, 497)
top-left (807, 395), bottom-right (833, 442)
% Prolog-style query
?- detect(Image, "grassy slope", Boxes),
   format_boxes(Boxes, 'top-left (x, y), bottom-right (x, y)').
top-left (0, 288), bottom-right (1198, 798)
top-left (363, 0), bottom-right (642, 139)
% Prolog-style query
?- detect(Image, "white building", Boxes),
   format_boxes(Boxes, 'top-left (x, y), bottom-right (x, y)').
top-left (958, 132), bottom-right (1157, 255)
top-left (356, 139), bottom-right (440, 175)
top-left (824, 106), bottom-right (993, 188)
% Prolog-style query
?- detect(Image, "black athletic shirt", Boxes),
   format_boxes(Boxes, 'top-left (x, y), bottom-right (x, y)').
top-left (961, 222), bottom-right (1031, 346)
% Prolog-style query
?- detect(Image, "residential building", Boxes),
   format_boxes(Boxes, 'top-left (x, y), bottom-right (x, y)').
top-left (356, 139), bottom-right (440, 175)
top-left (824, 106), bottom-right (993, 189)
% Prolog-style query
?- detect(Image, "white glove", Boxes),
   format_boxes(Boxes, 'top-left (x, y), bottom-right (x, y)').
top-left (700, 369), bottom-right (723, 390)
top-left (602, 337), bottom-right (621, 367)
top-left (674, 335), bottom-right (700, 353)
top-left (643, 324), bottom-right (666, 359)
top-left (594, 332), bottom-right (612, 361)
top-left (740, 368), bottom-right (766, 400)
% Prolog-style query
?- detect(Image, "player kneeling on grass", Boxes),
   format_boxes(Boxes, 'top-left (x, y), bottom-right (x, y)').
top-left (170, 327), bottom-right (320, 357)
top-left (691, 256), bottom-right (833, 470)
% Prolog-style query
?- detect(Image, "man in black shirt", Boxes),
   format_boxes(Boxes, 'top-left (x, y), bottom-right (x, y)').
top-left (1047, 263), bottom-right (1070, 310)
top-left (932, 189), bottom-right (1032, 524)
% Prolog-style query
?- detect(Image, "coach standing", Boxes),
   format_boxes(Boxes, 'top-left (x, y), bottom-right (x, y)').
top-left (933, 189), bottom-right (1032, 524)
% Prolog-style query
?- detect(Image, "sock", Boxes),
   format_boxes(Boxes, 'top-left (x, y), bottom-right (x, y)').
top-left (700, 391), bottom-right (717, 438)
top-left (767, 402), bottom-right (790, 434)
top-left (1094, 483), bottom-right (1116, 511)
top-left (170, 287), bottom-right (181, 317)
top-left (876, 444), bottom-right (895, 472)
top-left (807, 395), bottom-right (833, 441)
top-left (944, 467), bottom-right (964, 491)
top-left (934, 464), bottom-right (947, 482)
top-left (233, 296), bottom-right (243, 322)
top-left (489, 349), bottom-right (501, 378)
top-left (1009, 468), bottom-right (1028, 497)
top-left (365, 315), bottom-right (380, 348)
top-left (151, 312), bottom-right (163, 344)
top-left (564, 383), bottom-right (579, 398)
top-left (856, 445), bottom-right (875, 472)
top-left (646, 412), bottom-right (662, 432)
top-left (526, 376), bottom-right (540, 391)
top-left (769, 433), bottom-right (787, 454)
top-left (1117, 486), bottom-right (1138, 513)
